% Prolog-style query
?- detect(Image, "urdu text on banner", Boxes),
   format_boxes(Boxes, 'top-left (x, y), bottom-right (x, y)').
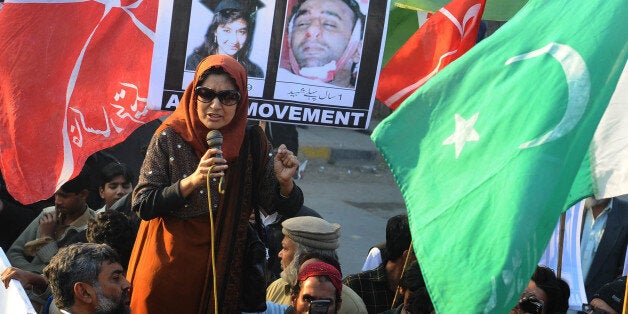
top-left (147, 0), bottom-right (390, 129)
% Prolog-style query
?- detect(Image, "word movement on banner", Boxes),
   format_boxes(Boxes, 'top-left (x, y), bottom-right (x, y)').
top-left (148, 0), bottom-right (388, 129)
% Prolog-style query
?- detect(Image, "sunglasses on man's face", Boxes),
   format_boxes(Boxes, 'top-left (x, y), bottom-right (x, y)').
top-left (195, 86), bottom-right (241, 106)
top-left (517, 293), bottom-right (543, 314)
top-left (581, 304), bottom-right (609, 314)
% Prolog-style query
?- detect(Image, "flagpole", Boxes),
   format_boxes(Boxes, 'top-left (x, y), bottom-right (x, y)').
top-left (391, 241), bottom-right (415, 309)
top-left (556, 212), bottom-right (566, 278)
top-left (622, 280), bottom-right (628, 314)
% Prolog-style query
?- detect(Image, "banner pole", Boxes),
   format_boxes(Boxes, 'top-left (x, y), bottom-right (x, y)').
top-left (623, 276), bottom-right (628, 314)
top-left (391, 242), bottom-right (415, 309)
top-left (556, 212), bottom-right (566, 279)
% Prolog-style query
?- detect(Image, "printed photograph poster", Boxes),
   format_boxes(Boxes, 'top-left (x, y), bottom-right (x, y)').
top-left (148, 0), bottom-right (389, 129)
top-left (182, 0), bottom-right (273, 97)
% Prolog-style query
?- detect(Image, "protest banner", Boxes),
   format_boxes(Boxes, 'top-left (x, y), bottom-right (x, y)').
top-left (147, 0), bottom-right (389, 129)
top-left (0, 248), bottom-right (36, 314)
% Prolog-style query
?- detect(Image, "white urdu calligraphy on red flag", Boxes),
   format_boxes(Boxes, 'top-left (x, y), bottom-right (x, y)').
top-left (0, 0), bottom-right (167, 204)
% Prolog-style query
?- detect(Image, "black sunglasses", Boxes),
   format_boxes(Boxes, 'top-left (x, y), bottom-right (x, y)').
top-left (518, 294), bottom-right (543, 314)
top-left (581, 304), bottom-right (609, 314)
top-left (195, 86), bottom-right (241, 106)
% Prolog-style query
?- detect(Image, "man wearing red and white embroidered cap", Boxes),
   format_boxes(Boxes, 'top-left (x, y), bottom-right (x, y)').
top-left (290, 261), bottom-right (343, 314)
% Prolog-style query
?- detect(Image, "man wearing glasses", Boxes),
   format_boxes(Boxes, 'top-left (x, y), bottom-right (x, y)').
top-left (510, 266), bottom-right (570, 314)
top-left (581, 276), bottom-right (626, 314)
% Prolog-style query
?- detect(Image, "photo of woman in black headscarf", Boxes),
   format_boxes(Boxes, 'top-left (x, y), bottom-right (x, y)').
top-left (186, 0), bottom-right (265, 78)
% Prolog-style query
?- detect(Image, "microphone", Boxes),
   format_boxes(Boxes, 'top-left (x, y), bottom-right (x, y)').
top-left (206, 130), bottom-right (226, 194)
top-left (206, 130), bottom-right (223, 159)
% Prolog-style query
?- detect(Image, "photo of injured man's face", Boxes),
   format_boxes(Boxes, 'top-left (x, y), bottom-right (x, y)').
top-left (279, 0), bottom-right (366, 88)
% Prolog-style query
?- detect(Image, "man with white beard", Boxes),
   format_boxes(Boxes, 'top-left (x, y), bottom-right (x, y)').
top-left (266, 216), bottom-right (366, 313)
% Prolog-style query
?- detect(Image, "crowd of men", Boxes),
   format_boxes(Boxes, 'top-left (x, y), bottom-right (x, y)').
top-left (1, 155), bottom-right (626, 314)
top-left (0, 121), bottom-right (626, 314)
top-left (1, 159), bottom-right (139, 314)
top-left (1, 0), bottom-right (625, 313)
top-left (1, 0), bottom-right (628, 298)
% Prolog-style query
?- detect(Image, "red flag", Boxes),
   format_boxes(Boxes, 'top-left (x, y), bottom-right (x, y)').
top-left (376, 0), bottom-right (486, 110)
top-left (0, 1), bottom-right (167, 204)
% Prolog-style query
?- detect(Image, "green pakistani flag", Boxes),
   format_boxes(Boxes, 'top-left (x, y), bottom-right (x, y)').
top-left (371, 0), bottom-right (627, 312)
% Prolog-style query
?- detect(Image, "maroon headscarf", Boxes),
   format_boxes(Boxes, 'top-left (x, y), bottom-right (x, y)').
top-left (157, 54), bottom-right (248, 162)
top-left (298, 262), bottom-right (343, 296)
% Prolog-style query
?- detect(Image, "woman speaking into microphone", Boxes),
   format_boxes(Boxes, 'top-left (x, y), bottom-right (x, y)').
top-left (127, 54), bottom-right (303, 313)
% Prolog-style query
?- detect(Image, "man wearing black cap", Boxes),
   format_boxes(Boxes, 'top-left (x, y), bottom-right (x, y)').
top-left (583, 276), bottom-right (626, 314)
top-left (343, 214), bottom-right (411, 313)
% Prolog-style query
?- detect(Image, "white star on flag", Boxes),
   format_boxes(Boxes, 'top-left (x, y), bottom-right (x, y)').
top-left (442, 113), bottom-right (480, 158)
